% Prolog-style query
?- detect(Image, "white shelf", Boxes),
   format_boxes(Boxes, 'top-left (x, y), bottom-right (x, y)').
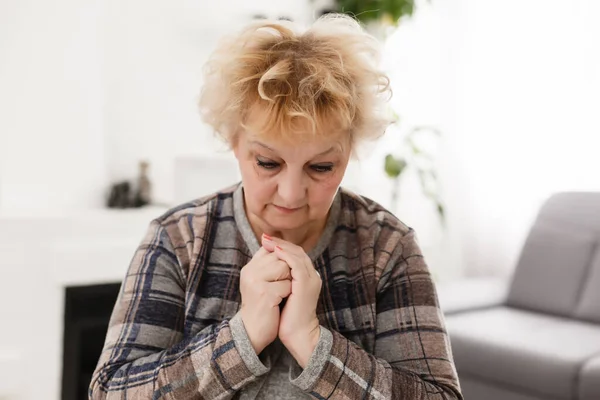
top-left (0, 206), bottom-right (169, 286)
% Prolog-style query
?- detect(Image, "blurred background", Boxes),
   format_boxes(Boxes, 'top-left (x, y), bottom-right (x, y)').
top-left (1, 0), bottom-right (599, 399)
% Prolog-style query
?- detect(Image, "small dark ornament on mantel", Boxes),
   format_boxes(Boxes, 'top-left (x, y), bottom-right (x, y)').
top-left (107, 181), bottom-right (132, 208)
top-left (106, 160), bottom-right (153, 209)
top-left (133, 160), bottom-right (152, 207)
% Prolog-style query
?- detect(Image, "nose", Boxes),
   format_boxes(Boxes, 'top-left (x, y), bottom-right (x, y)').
top-left (277, 168), bottom-right (307, 207)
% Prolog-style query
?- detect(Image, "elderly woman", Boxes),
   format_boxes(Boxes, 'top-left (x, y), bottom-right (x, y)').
top-left (90, 14), bottom-right (462, 400)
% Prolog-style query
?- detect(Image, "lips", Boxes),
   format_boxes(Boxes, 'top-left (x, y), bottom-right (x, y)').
top-left (273, 204), bottom-right (304, 213)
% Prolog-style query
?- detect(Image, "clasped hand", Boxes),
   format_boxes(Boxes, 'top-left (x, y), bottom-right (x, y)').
top-left (239, 234), bottom-right (322, 368)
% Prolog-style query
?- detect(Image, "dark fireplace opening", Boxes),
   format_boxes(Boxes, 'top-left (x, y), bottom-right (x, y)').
top-left (61, 283), bottom-right (121, 400)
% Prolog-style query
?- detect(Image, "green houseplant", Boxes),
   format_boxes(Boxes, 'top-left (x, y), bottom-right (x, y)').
top-left (313, 0), bottom-right (423, 36)
top-left (384, 113), bottom-right (445, 225)
top-left (335, 0), bottom-right (418, 25)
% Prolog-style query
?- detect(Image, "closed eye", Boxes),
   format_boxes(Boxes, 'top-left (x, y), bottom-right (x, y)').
top-left (256, 158), bottom-right (280, 170)
top-left (256, 157), bottom-right (334, 173)
top-left (310, 164), bottom-right (334, 173)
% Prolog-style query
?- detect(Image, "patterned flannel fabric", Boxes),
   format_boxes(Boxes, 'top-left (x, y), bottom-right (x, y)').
top-left (89, 183), bottom-right (462, 399)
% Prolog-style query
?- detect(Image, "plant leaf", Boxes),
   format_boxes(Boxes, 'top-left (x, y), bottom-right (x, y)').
top-left (437, 202), bottom-right (446, 226)
top-left (384, 154), bottom-right (407, 178)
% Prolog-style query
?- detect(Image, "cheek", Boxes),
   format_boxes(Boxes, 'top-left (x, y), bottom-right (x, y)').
top-left (309, 170), bottom-right (345, 206)
top-left (239, 159), bottom-right (275, 204)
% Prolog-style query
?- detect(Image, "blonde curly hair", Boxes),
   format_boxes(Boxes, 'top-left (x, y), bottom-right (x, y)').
top-left (198, 14), bottom-right (391, 148)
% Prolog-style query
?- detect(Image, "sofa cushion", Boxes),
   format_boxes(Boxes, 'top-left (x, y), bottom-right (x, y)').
top-left (446, 306), bottom-right (600, 399)
top-left (459, 375), bottom-right (549, 400)
top-left (575, 247), bottom-right (600, 323)
top-left (507, 221), bottom-right (597, 317)
top-left (580, 356), bottom-right (600, 400)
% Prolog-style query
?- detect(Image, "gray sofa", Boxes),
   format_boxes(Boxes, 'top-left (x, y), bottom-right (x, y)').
top-left (442, 192), bottom-right (600, 400)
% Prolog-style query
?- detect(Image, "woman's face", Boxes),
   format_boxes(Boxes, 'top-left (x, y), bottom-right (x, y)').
top-left (233, 128), bottom-right (351, 234)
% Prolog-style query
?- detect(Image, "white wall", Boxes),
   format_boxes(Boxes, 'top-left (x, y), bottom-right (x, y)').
top-left (102, 0), bottom-right (316, 206)
top-left (349, 0), bottom-right (600, 279)
top-left (441, 0), bottom-right (600, 276)
top-left (0, 0), bottom-right (108, 213)
top-left (0, 0), bottom-right (315, 214)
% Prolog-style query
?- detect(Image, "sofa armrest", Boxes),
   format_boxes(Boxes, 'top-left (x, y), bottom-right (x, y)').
top-left (437, 277), bottom-right (509, 315)
top-left (580, 355), bottom-right (600, 399)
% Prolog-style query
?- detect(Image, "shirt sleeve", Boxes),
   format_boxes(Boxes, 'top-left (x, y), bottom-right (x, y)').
top-left (89, 220), bottom-right (270, 400)
top-left (289, 228), bottom-right (463, 399)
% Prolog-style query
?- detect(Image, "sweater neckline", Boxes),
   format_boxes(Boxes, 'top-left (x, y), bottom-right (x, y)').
top-left (232, 183), bottom-right (341, 260)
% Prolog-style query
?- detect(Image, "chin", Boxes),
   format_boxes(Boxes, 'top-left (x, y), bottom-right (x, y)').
top-left (261, 210), bottom-right (310, 231)
top-left (264, 216), bottom-right (307, 231)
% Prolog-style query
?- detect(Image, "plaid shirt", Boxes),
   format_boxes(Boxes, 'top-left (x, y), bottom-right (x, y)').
top-left (90, 183), bottom-right (462, 399)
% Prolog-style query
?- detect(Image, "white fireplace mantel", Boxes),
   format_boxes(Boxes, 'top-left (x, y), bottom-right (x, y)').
top-left (0, 205), bottom-right (168, 400)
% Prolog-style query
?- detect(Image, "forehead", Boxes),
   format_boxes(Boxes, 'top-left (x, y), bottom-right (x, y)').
top-left (245, 132), bottom-right (346, 157)
top-left (239, 105), bottom-right (351, 154)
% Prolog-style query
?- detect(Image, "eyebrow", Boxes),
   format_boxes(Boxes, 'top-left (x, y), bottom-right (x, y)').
top-left (249, 140), bottom-right (340, 157)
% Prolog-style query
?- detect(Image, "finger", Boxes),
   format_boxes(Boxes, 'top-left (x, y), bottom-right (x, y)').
top-left (274, 245), bottom-right (310, 280)
top-left (264, 236), bottom-right (318, 279)
top-left (266, 236), bottom-right (305, 258)
top-left (247, 249), bottom-right (279, 274)
top-left (259, 259), bottom-right (291, 282)
top-left (273, 240), bottom-right (318, 278)
top-left (266, 280), bottom-right (292, 303)
top-left (252, 246), bottom-right (270, 259)
top-left (261, 234), bottom-right (277, 252)
top-left (256, 248), bottom-right (281, 264)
